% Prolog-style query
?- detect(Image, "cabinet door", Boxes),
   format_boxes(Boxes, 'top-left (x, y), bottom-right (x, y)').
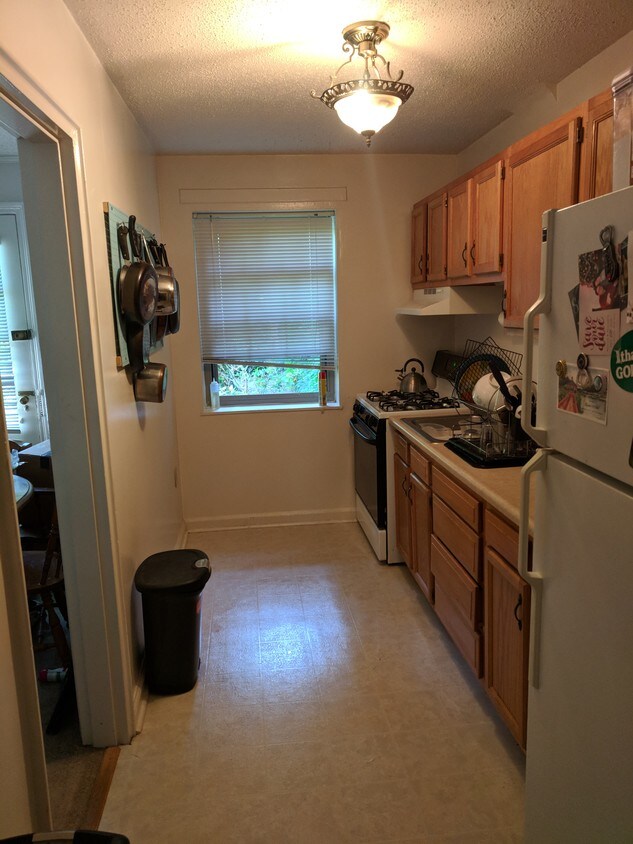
top-left (410, 473), bottom-right (432, 602)
top-left (446, 179), bottom-right (472, 279)
top-left (411, 202), bottom-right (427, 284)
top-left (426, 192), bottom-right (447, 283)
top-left (503, 112), bottom-right (582, 327)
top-left (472, 160), bottom-right (504, 276)
top-left (579, 89), bottom-right (613, 202)
top-left (394, 453), bottom-right (411, 566)
top-left (484, 546), bottom-right (531, 749)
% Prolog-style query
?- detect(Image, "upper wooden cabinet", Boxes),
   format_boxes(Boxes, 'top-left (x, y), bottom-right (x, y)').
top-left (446, 179), bottom-right (472, 279)
top-left (416, 159), bottom-right (505, 287)
top-left (411, 201), bottom-right (427, 284)
top-left (448, 161), bottom-right (505, 281)
top-left (580, 89), bottom-right (613, 202)
top-left (426, 192), bottom-right (447, 283)
top-left (410, 88), bottom-right (615, 318)
top-left (503, 109), bottom-right (583, 327)
top-left (471, 160), bottom-right (504, 276)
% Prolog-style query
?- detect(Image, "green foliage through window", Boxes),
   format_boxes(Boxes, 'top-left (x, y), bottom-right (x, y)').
top-left (217, 364), bottom-right (318, 396)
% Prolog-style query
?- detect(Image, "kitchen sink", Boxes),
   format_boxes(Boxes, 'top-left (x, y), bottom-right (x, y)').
top-left (403, 413), bottom-right (537, 468)
top-left (402, 415), bottom-right (481, 443)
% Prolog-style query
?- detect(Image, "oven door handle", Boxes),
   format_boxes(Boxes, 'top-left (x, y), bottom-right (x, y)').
top-left (349, 417), bottom-right (377, 445)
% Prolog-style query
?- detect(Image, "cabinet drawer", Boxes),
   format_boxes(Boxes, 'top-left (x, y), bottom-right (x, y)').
top-left (430, 536), bottom-right (480, 628)
top-left (432, 496), bottom-right (481, 582)
top-left (409, 447), bottom-right (430, 484)
top-left (431, 540), bottom-right (483, 677)
top-left (485, 509), bottom-right (519, 569)
top-left (394, 432), bottom-right (409, 463)
top-left (432, 467), bottom-right (481, 530)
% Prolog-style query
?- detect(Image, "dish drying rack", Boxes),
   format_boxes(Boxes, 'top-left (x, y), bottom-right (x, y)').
top-left (446, 337), bottom-right (535, 467)
top-left (452, 337), bottom-right (523, 406)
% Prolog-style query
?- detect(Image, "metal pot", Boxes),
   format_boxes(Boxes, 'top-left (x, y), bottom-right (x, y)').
top-left (134, 363), bottom-right (168, 403)
top-left (396, 358), bottom-right (427, 393)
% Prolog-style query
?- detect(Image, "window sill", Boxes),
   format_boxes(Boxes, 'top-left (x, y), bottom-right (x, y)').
top-left (202, 402), bottom-right (342, 416)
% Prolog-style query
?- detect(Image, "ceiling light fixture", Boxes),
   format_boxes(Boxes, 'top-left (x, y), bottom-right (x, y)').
top-left (311, 20), bottom-right (414, 147)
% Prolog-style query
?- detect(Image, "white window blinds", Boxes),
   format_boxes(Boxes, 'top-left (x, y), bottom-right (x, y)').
top-left (0, 266), bottom-right (19, 433)
top-left (193, 211), bottom-right (337, 370)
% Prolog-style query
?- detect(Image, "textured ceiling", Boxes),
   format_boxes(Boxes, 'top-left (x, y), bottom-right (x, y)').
top-left (63, 0), bottom-right (633, 155)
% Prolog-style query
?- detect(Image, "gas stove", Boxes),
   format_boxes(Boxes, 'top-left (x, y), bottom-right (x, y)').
top-left (351, 388), bottom-right (467, 564)
top-left (364, 389), bottom-right (462, 414)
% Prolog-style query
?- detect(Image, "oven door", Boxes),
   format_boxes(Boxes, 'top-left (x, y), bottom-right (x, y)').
top-left (349, 413), bottom-right (386, 530)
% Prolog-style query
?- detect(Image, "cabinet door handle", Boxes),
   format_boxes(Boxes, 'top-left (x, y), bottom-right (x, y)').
top-left (407, 483), bottom-right (413, 502)
top-left (513, 593), bottom-right (523, 631)
top-left (461, 243), bottom-right (467, 267)
top-left (470, 242), bottom-right (475, 264)
top-left (418, 254), bottom-right (424, 273)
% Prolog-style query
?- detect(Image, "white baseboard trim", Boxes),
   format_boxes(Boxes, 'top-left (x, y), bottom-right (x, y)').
top-left (132, 662), bottom-right (148, 736)
top-left (186, 508), bottom-right (356, 533)
top-left (175, 522), bottom-right (188, 548)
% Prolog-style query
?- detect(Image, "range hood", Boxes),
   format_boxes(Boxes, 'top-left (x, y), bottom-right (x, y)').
top-left (396, 284), bottom-right (502, 316)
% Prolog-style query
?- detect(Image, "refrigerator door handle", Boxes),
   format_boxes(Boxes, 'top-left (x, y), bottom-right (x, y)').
top-left (522, 208), bottom-right (556, 446)
top-left (519, 447), bottom-right (552, 689)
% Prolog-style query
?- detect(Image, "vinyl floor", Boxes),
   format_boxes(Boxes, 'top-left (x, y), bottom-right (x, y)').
top-left (100, 523), bottom-right (525, 843)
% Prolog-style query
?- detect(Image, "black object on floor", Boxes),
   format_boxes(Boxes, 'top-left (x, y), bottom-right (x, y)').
top-left (0, 831), bottom-right (129, 843)
top-left (135, 549), bottom-right (211, 694)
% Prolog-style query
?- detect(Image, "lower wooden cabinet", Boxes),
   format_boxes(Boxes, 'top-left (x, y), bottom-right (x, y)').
top-left (394, 452), bottom-right (411, 566)
top-left (394, 444), bottom-right (433, 601)
top-left (392, 431), bottom-right (532, 749)
top-left (431, 535), bottom-right (482, 675)
top-left (484, 516), bottom-right (531, 750)
top-left (410, 472), bottom-right (433, 601)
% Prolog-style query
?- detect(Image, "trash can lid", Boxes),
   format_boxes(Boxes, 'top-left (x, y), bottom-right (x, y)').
top-left (134, 549), bottom-right (211, 594)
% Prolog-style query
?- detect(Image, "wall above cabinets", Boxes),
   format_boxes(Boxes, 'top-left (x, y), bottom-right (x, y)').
top-left (409, 87), bottom-right (614, 327)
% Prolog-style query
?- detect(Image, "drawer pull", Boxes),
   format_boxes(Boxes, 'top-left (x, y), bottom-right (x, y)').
top-left (513, 593), bottom-right (523, 631)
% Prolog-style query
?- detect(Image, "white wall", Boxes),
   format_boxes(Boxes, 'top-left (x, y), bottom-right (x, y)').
top-left (157, 154), bottom-right (457, 528)
top-left (0, 0), bottom-right (184, 744)
top-left (0, 160), bottom-right (21, 201)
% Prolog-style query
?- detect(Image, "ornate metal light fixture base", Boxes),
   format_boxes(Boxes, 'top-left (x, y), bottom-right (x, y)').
top-left (311, 20), bottom-right (414, 146)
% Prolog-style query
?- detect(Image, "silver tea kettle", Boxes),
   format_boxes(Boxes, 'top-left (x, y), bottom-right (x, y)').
top-left (396, 358), bottom-right (427, 393)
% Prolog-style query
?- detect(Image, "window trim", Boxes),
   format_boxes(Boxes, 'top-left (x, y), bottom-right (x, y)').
top-left (203, 362), bottom-right (337, 410)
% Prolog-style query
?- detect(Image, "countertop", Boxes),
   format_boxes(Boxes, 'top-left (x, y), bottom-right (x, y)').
top-left (391, 417), bottom-right (533, 533)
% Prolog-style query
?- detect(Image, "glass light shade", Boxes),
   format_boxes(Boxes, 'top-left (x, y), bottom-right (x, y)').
top-left (333, 90), bottom-right (401, 136)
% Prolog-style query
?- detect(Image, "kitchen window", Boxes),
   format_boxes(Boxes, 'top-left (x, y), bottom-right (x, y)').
top-left (193, 210), bottom-right (338, 410)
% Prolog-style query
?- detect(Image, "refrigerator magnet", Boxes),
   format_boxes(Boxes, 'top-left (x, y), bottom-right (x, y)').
top-left (611, 330), bottom-right (633, 393)
top-left (557, 365), bottom-right (608, 424)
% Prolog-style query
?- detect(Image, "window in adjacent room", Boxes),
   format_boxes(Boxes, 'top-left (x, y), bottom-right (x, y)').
top-left (193, 210), bottom-right (338, 410)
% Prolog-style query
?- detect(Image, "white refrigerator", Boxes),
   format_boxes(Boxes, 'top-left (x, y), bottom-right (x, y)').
top-left (520, 185), bottom-right (633, 842)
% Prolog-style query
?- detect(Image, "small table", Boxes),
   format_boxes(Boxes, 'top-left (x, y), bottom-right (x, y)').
top-left (13, 475), bottom-right (33, 510)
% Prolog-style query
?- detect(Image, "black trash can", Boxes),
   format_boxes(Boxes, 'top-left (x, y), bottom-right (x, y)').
top-left (134, 549), bottom-right (211, 694)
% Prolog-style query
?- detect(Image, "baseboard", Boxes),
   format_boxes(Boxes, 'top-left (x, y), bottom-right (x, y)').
top-left (186, 508), bottom-right (356, 533)
top-left (175, 521), bottom-right (188, 548)
top-left (132, 661), bottom-right (148, 736)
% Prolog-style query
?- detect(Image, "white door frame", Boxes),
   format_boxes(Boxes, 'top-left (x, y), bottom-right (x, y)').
top-left (0, 393), bottom-right (51, 834)
top-left (0, 69), bottom-right (134, 752)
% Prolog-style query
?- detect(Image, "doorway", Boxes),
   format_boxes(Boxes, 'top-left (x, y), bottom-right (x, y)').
top-left (0, 76), bottom-right (134, 830)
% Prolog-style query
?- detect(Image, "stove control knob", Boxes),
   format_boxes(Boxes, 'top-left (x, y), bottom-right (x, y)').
top-left (555, 359), bottom-right (567, 378)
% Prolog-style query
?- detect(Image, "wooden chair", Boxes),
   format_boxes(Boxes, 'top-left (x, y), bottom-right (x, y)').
top-left (22, 505), bottom-right (71, 668)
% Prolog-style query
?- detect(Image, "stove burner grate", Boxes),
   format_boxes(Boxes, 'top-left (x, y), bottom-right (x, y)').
top-left (366, 389), bottom-right (461, 412)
